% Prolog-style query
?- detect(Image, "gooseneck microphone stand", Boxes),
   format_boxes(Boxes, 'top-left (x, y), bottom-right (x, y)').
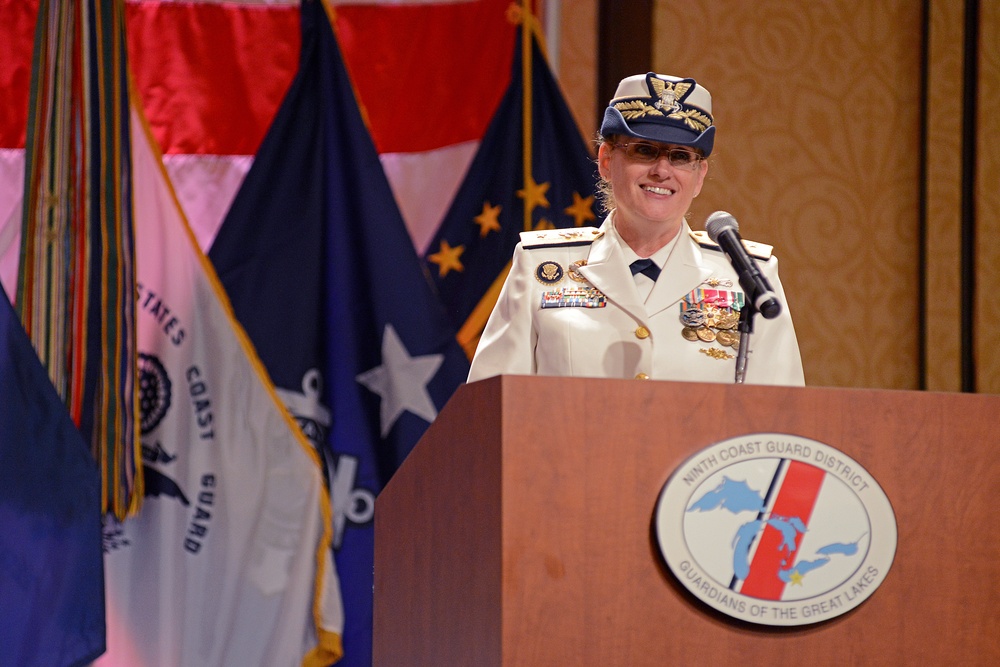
top-left (734, 298), bottom-right (758, 384)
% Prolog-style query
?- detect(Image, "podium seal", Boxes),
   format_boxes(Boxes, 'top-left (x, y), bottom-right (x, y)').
top-left (654, 433), bottom-right (897, 626)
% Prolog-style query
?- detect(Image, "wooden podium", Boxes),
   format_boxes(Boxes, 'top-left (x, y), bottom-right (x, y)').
top-left (373, 376), bottom-right (1000, 665)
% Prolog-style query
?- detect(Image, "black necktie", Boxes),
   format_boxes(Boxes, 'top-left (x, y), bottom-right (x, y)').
top-left (630, 258), bottom-right (661, 282)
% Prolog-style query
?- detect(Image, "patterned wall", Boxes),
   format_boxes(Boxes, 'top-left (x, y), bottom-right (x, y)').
top-left (558, 0), bottom-right (999, 392)
top-left (977, 0), bottom-right (1000, 393)
top-left (555, 0), bottom-right (598, 146)
top-left (652, 0), bottom-right (927, 390)
top-left (924, 0), bottom-right (965, 392)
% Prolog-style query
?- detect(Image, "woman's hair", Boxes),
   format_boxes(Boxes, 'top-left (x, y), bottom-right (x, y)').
top-left (594, 133), bottom-right (615, 214)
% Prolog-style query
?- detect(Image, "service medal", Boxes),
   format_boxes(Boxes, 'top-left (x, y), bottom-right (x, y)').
top-left (716, 330), bottom-right (739, 347)
top-left (679, 286), bottom-right (745, 359)
top-left (680, 308), bottom-right (706, 327)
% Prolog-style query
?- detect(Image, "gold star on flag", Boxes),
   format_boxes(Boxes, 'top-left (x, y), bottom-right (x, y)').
top-left (474, 201), bottom-right (502, 237)
top-left (789, 571), bottom-right (804, 586)
top-left (564, 191), bottom-right (596, 227)
top-left (533, 218), bottom-right (555, 231)
top-left (428, 240), bottom-right (465, 277)
top-left (517, 177), bottom-right (550, 213)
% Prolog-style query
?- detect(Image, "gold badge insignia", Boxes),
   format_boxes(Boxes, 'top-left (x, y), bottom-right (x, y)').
top-left (567, 259), bottom-right (589, 283)
top-left (701, 277), bottom-right (734, 288)
top-left (534, 261), bottom-right (564, 285)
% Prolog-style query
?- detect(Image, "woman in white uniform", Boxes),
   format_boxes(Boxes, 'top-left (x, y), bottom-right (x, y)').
top-left (467, 72), bottom-right (804, 386)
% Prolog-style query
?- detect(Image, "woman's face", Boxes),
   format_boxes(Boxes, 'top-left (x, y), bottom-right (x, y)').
top-left (597, 138), bottom-right (708, 236)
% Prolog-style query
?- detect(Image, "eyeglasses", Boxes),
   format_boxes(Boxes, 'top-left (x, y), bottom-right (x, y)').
top-left (612, 142), bottom-right (703, 169)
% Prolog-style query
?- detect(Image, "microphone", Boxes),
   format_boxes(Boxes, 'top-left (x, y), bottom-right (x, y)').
top-left (705, 211), bottom-right (781, 319)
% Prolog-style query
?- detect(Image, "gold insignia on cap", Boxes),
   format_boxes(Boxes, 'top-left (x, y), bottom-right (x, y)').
top-left (613, 99), bottom-right (664, 120)
top-left (613, 75), bottom-right (714, 132)
top-left (650, 78), bottom-right (690, 113)
top-left (668, 108), bottom-right (713, 133)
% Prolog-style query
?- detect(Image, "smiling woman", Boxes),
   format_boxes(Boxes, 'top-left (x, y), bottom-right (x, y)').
top-left (467, 71), bottom-right (805, 386)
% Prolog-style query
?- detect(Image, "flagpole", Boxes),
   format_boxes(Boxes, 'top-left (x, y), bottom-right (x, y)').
top-left (521, 0), bottom-right (532, 232)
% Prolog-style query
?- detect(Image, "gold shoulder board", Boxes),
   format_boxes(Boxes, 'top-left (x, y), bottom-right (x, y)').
top-left (689, 229), bottom-right (773, 261)
top-left (520, 227), bottom-right (604, 249)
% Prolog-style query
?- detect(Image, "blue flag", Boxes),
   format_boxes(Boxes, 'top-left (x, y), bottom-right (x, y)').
top-left (208, 2), bottom-right (470, 664)
top-left (424, 25), bottom-right (599, 354)
top-left (0, 286), bottom-right (105, 667)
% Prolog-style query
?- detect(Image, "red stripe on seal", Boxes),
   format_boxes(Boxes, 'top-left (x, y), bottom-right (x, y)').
top-left (740, 460), bottom-right (826, 600)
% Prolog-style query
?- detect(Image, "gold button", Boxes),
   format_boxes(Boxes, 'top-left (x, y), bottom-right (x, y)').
top-left (635, 326), bottom-right (650, 339)
top-left (635, 373), bottom-right (650, 380)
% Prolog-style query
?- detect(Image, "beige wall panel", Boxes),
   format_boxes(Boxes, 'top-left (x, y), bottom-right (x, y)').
top-left (924, 0), bottom-right (965, 392)
top-left (653, 0), bottom-right (923, 389)
top-left (977, 1), bottom-right (1000, 393)
top-left (555, 0), bottom-right (599, 143)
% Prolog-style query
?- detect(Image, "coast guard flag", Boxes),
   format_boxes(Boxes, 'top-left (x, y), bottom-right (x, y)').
top-left (95, 103), bottom-right (343, 667)
top-left (209, 1), bottom-right (470, 664)
top-left (0, 285), bottom-right (105, 667)
top-left (425, 22), bottom-right (598, 356)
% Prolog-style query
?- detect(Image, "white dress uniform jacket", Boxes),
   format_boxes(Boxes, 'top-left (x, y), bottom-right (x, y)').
top-left (468, 216), bottom-right (805, 386)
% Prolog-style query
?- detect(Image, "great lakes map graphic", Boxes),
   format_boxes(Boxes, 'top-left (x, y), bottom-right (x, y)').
top-left (687, 472), bottom-right (867, 597)
top-left (656, 434), bottom-right (897, 625)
